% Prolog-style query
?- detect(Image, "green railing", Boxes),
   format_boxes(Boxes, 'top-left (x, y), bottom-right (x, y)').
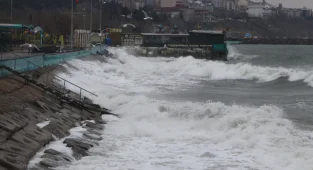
top-left (212, 44), bottom-right (228, 52)
top-left (0, 46), bottom-right (101, 100)
top-left (0, 46), bottom-right (101, 76)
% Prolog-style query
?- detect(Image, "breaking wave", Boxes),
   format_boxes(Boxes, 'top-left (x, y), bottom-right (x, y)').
top-left (62, 48), bottom-right (313, 88)
top-left (53, 48), bottom-right (313, 170)
top-left (56, 96), bottom-right (313, 170)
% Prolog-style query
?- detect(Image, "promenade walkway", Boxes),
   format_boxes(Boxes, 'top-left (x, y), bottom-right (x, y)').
top-left (0, 49), bottom-right (44, 60)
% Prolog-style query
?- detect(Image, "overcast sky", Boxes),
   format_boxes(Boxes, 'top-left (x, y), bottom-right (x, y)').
top-left (253, 0), bottom-right (313, 9)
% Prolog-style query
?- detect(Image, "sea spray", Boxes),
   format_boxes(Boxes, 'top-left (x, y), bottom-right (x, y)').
top-left (53, 48), bottom-right (313, 170)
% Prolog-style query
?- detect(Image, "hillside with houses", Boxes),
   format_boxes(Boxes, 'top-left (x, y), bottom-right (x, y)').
top-left (0, 0), bottom-right (312, 38)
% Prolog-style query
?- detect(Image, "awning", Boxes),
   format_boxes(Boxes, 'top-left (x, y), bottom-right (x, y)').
top-left (141, 33), bottom-right (189, 36)
top-left (0, 23), bottom-right (29, 29)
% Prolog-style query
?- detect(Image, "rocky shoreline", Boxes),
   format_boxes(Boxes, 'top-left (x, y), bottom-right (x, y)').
top-left (0, 63), bottom-right (113, 170)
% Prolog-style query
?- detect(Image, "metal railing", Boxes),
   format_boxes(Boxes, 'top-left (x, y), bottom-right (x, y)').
top-left (0, 50), bottom-right (2, 63)
top-left (0, 46), bottom-right (98, 100)
top-left (53, 73), bottom-right (98, 99)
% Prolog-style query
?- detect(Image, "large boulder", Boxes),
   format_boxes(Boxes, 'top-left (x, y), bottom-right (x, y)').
top-left (0, 150), bottom-right (27, 170)
top-left (10, 130), bottom-right (41, 152)
top-left (71, 146), bottom-right (88, 159)
top-left (59, 109), bottom-right (81, 122)
top-left (83, 132), bottom-right (103, 141)
top-left (43, 120), bottom-right (70, 138)
top-left (34, 100), bottom-right (53, 113)
top-left (43, 149), bottom-right (72, 163)
top-left (0, 140), bottom-right (37, 160)
top-left (20, 107), bottom-right (49, 124)
top-left (63, 138), bottom-right (94, 150)
top-left (1, 112), bottom-right (28, 129)
top-left (39, 158), bottom-right (68, 169)
top-left (0, 129), bottom-right (10, 143)
top-left (0, 115), bottom-right (23, 133)
top-left (22, 125), bottom-right (52, 146)
top-left (87, 129), bottom-right (102, 136)
top-left (43, 149), bottom-right (62, 155)
top-left (28, 164), bottom-right (52, 170)
top-left (85, 122), bottom-right (104, 130)
top-left (80, 110), bottom-right (101, 121)
top-left (41, 153), bottom-right (71, 163)
top-left (0, 166), bottom-right (8, 170)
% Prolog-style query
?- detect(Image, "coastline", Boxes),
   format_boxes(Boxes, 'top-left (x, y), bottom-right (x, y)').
top-left (0, 61), bottom-right (110, 170)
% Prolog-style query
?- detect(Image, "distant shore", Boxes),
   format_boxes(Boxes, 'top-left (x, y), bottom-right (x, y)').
top-left (227, 38), bottom-right (313, 45)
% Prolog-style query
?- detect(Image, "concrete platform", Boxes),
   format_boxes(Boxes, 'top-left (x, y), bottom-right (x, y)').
top-left (0, 50), bottom-right (43, 60)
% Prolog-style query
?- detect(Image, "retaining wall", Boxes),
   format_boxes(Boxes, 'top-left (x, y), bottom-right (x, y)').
top-left (0, 46), bottom-right (101, 76)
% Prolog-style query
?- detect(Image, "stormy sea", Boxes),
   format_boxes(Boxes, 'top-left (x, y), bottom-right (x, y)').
top-left (49, 45), bottom-right (313, 169)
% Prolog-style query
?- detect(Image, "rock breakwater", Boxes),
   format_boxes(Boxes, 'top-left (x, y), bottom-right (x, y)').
top-left (0, 66), bottom-right (113, 170)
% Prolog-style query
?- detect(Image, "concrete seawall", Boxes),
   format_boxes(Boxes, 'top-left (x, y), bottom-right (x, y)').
top-left (0, 52), bottom-right (112, 170)
top-left (0, 46), bottom-right (102, 77)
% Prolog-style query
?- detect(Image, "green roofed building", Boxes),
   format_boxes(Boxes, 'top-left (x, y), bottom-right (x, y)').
top-left (0, 24), bottom-right (29, 29)
top-left (0, 23), bottom-right (29, 51)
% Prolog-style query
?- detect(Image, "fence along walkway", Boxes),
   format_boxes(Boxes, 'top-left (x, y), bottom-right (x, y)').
top-left (0, 64), bottom-right (89, 109)
top-left (0, 61), bottom-right (119, 116)
top-left (0, 46), bottom-right (120, 117)
top-left (0, 46), bottom-right (98, 101)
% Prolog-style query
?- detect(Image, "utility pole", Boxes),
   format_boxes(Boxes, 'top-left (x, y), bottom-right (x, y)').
top-left (90, 0), bottom-right (93, 32)
top-left (71, 0), bottom-right (74, 49)
top-left (100, 0), bottom-right (102, 33)
top-left (83, 1), bottom-right (86, 30)
top-left (10, 0), bottom-right (13, 23)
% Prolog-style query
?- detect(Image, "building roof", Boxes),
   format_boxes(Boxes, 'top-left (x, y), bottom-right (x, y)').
top-left (154, 7), bottom-right (182, 12)
top-left (190, 30), bottom-right (224, 34)
top-left (195, 11), bottom-right (210, 14)
top-left (141, 33), bottom-right (189, 36)
top-left (238, 0), bottom-right (248, 6)
top-left (0, 24), bottom-right (28, 29)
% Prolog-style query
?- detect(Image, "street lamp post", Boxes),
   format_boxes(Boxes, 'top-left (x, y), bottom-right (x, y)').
top-left (90, 0), bottom-right (93, 32)
top-left (98, 0), bottom-right (107, 46)
top-left (70, 0), bottom-right (74, 49)
top-left (83, 1), bottom-right (86, 30)
top-left (100, 0), bottom-right (102, 33)
top-left (10, 0), bottom-right (13, 23)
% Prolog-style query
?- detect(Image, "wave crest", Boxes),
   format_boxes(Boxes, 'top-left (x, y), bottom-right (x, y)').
top-left (108, 48), bottom-right (313, 87)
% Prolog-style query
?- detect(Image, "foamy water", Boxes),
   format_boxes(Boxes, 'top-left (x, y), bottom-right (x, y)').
top-left (51, 47), bottom-right (313, 170)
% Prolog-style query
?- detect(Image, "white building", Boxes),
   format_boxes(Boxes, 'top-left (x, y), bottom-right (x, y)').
top-left (263, 8), bottom-right (275, 18)
top-left (247, 4), bottom-right (266, 18)
top-left (155, 7), bottom-right (181, 18)
top-left (161, 0), bottom-right (176, 7)
top-left (182, 8), bottom-right (195, 21)
top-left (302, 8), bottom-right (313, 17)
top-left (116, 0), bottom-right (136, 9)
top-left (212, 0), bottom-right (238, 10)
top-left (283, 8), bottom-right (303, 18)
top-left (74, 30), bottom-right (91, 48)
top-left (135, 0), bottom-right (145, 9)
top-left (238, 0), bottom-right (248, 11)
top-left (145, 0), bottom-right (156, 7)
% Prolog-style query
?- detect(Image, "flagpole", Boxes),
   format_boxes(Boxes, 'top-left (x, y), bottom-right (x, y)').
top-left (10, 0), bottom-right (13, 23)
top-left (89, 0), bottom-right (93, 47)
top-left (100, 0), bottom-right (102, 34)
top-left (90, 0), bottom-right (93, 32)
top-left (71, 0), bottom-right (74, 49)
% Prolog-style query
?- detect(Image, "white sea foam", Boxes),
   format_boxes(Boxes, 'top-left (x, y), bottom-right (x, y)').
top-left (28, 126), bottom-right (87, 169)
top-left (52, 48), bottom-right (313, 170)
top-left (57, 47), bottom-right (313, 90)
top-left (227, 45), bottom-right (259, 61)
top-left (36, 120), bottom-right (50, 129)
